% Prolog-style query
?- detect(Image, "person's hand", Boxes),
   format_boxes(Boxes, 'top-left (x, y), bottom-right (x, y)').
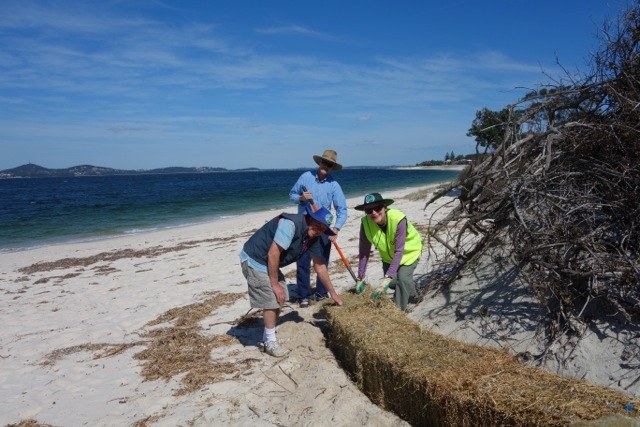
top-left (272, 283), bottom-right (286, 305)
top-left (330, 292), bottom-right (344, 306)
top-left (328, 228), bottom-right (339, 242)
top-left (371, 277), bottom-right (392, 300)
top-left (379, 276), bottom-right (393, 291)
top-left (355, 280), bottom-right (367, 294)
top-left (300, 190), bottom-right (313, 203)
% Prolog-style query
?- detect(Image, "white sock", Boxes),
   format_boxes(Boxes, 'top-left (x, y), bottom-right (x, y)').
top-left (264, 327), bottom-right (277, 343)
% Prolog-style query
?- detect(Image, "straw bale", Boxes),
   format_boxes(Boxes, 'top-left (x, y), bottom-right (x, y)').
top-left (325, 293), bottom-right (639, 426)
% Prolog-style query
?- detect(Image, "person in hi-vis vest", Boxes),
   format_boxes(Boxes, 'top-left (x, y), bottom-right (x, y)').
top-left (355, 192), bottom-right (423, 310)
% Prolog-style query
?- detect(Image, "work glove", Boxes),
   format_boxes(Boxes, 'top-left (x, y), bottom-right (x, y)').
top-left (355, 279), bottom-right (367, 294)
top-left (379, 277), bottom-right (393, 291)
top-left (371, 277), bottom-right (393, 300)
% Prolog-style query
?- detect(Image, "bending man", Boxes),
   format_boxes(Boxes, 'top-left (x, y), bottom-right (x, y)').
top-left (240, 206), bottom-right (344, 357)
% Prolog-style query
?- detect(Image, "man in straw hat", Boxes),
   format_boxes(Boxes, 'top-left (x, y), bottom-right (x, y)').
top-left (289, 149), bottom-right (348, 308)
top-left (240, 206), bottom-right (344, 357)
top-left (354, 192), bottom-right (423, 311)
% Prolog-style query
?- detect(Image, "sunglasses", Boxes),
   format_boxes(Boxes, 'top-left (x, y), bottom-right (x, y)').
top-left (320, 159), bottom-right (335, 168)
top-left (364, 204), bottom-right (385, 214)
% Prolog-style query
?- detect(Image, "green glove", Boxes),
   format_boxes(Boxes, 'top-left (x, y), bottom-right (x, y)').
top-left (371, 277), bottom-right (393, 300)
top-left (355, 280), bottom-right (367, 294)
top-left (379, 277), bottom-right (393, 291)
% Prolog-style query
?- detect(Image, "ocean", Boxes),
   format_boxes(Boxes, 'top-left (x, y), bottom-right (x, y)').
top-left (0, 168), bottom-right (460, 251)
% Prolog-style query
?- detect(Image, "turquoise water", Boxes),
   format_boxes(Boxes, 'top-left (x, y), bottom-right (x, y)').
top-left (0, 168), bottom-right (460, 251)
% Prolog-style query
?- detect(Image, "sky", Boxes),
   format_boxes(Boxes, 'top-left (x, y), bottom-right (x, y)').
top-left (0, 0), bottom-right (633, 170)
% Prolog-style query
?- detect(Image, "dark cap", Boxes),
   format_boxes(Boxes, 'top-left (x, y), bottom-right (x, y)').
top-left (354, 192), bottom-right (394, 211)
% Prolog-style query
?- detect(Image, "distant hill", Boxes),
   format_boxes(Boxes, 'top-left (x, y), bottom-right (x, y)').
top-left (0, 163), bottom-right (228, 178)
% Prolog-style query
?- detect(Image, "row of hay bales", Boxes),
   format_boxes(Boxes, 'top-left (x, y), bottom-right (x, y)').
top-left (324, 293), bottom-right (639, 427)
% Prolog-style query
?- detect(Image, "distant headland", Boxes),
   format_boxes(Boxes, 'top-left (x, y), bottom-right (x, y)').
top-left (0, 163), bottom-right (254, 179)
top-left (0, 159), bottom-right (473, 179)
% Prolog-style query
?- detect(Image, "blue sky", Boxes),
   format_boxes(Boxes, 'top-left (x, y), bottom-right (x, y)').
top-left (0, 0), bottom-right (631, 170)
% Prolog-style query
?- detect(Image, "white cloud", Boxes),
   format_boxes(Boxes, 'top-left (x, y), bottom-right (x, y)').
top-left (0, 1), bottom-right (555, 169)
top-left (256, 24), bottom-right (337, 41)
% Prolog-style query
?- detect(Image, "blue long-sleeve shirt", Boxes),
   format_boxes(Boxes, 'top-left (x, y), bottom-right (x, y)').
top-left (289, 170), bottom-right (348, 230)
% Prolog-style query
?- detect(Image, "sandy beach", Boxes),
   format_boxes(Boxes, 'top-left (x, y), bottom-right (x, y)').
top-left (1, 181), bottom-right (637, 426)
top-left (0, 184), bottom-right (443, 426)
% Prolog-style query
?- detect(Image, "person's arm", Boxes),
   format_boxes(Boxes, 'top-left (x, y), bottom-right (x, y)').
top-left (288, 175), bottom-right (303, 205)
top-left (312, 257), bottom-right (343, 306)
top-left (267, 242), bottom-right (286, 304)
top-left (332, 182), bottom-right (348, 230)
top-left (269, 218), bottom-right (295, 305)
top-left (288, 172), bottom-right (313, 205)
top-left (385, 218), bottom-right (407, 278)
top-left (357, 223), bottom-right (372, 280)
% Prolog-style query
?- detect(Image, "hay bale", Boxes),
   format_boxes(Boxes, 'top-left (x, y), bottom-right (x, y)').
top-left (325, 294), bottom-right (639, 426)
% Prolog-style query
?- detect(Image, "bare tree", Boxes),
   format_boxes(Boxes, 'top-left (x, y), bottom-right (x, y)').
top-left (424, 1), bottom-right (640, 337)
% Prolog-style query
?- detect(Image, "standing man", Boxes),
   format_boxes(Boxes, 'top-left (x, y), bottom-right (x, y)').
top-left (240, 206), bottom-right (344, 357)
top-left (289, 149), bottom-right (348, 307)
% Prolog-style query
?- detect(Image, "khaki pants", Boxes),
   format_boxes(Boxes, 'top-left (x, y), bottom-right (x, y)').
top-left (241, 260), bottom-right (289, 310)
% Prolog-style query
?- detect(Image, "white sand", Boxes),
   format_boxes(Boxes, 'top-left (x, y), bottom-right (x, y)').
top-left (1, 182), bottom-right (636, 426)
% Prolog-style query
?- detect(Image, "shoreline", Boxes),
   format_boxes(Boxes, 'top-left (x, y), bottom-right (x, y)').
top-left (2, 180), bottom-right (637, 426)
top-left (0, 178), bottom-right (457, 255)
top-left (395, 164), bottom-right (468, 171)
top-left (0, 182), bottom-right (453, 426)
top-left (0, 180), bottom-right (449, 261)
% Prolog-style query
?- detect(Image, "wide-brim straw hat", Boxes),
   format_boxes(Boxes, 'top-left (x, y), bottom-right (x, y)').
top-left (313, 149), bottom-right (342, 170)
top-left (354, 192), bottom-right (395, 211)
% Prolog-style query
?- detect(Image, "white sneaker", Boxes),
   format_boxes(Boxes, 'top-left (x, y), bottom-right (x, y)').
top-left (264, 340), bottom-right (289, 357)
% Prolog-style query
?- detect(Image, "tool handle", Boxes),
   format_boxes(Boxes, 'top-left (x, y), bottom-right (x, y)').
top-left (333, 240), bottom-right (359, 283)
top-left (301, 185), bottom-right (358, 283)
top-left (300, 185), bottom-right (316, 211)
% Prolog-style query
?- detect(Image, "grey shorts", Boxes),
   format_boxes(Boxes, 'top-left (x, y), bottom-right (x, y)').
top-left (241, 260), bottom-right (289, 310)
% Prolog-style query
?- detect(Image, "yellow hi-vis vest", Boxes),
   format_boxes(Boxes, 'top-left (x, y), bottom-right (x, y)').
top-left (362, 208), bottom-right (423, 265)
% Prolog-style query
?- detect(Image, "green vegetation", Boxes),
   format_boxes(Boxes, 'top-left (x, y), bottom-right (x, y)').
top-left (415, 152), bottom-right (478, 167)
top-left (466, 107), bottom-right (518, 150)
